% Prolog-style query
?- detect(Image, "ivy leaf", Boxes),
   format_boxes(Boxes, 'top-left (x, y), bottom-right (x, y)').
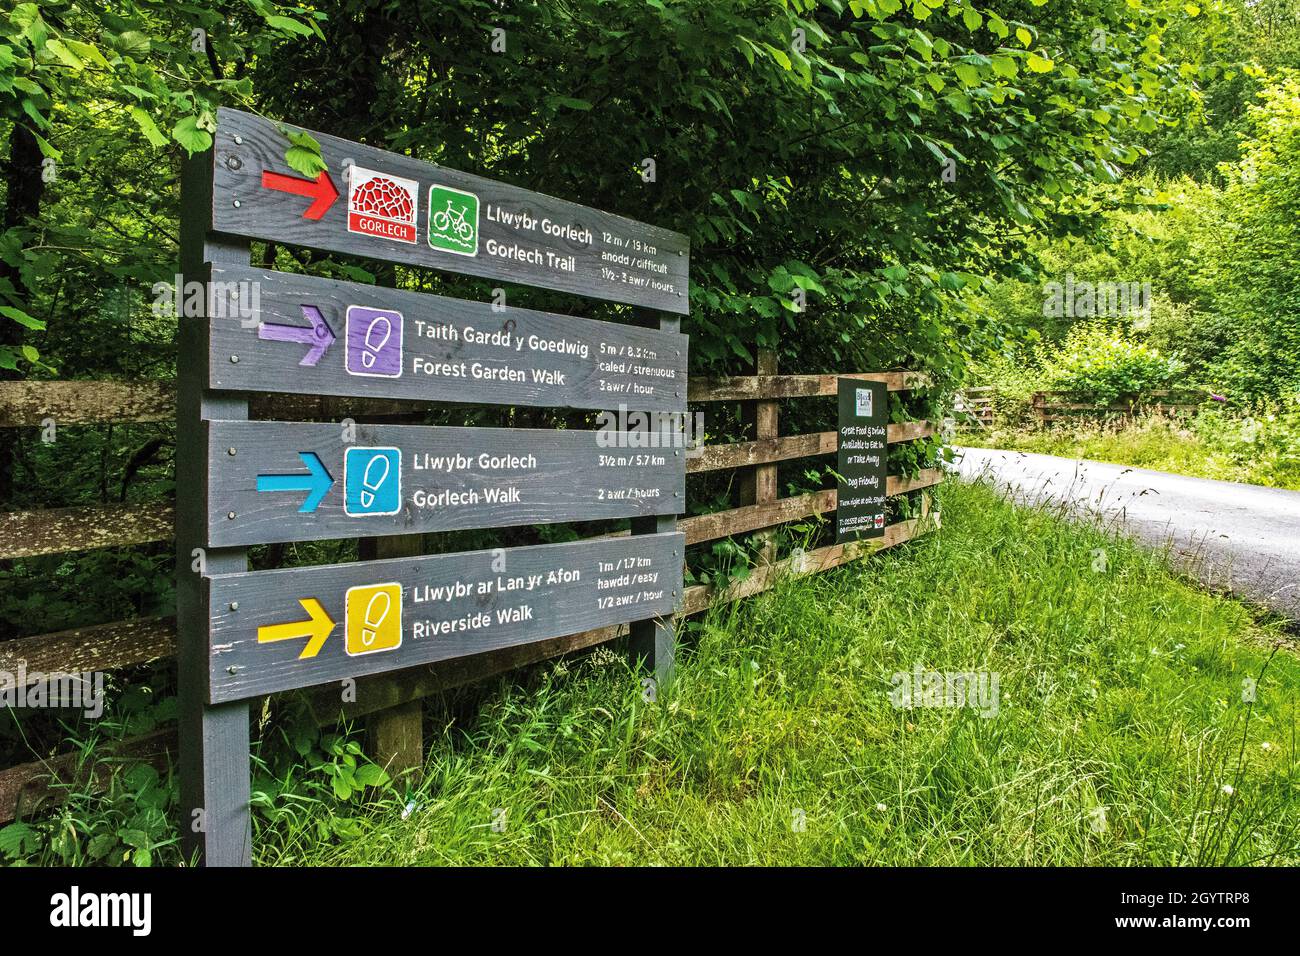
top-left (130, 107), bottom-right (168, 148)
top-left (353, 765), bottom-right (389, 788)
top-left (266, 15), bottom-right (314, 37)
top-left (42, 38), bottom-right (84, 70)
top-left (284, 129), bottom-right (327, 177)
top-left (113, 31), bottom-right (151, 57)
top-left (0, 822), bottom-right (36, 859)
top-left (0, 305), bottom-right (44, 330)
top-left (172, 115), bottom-right (212, 154)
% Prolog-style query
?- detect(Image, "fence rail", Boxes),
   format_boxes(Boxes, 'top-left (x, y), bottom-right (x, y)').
top-left (1032, 388), bottom-right (1209, 426)
top-left (0, 368), bottom-right (939, 823)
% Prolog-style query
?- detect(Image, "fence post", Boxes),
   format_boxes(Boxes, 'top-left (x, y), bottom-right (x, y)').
top-left (363, 533), bottom-right (424, 784)
top-left (176, 150), bottom-right (253, 866)
top-left (629, 307), bottom-right (681, 684)
top-left (740, 349), bottom-right (779, 565)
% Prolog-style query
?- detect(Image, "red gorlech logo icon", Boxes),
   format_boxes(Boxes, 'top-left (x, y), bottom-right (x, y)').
top-left (347, 166), bottom-right (419, 244)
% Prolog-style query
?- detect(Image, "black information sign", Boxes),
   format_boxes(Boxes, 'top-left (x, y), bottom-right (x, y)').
top-left (836, 378), bottom-right (889, 542)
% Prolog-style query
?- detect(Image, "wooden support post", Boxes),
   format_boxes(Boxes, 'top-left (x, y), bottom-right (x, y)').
top-left (177, 150), bottom-right (253, 866)
top-left (740, 349), bottom-right (779, 566)
top-left (629, 308), bottom-right (681, 684)
top-left (362, 533), bottom-right (424, 784)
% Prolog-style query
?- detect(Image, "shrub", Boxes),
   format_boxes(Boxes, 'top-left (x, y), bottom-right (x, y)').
top-left (1036, 323), bottom-right (1186, 404)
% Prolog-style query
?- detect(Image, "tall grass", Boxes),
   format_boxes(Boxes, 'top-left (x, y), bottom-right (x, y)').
top-left (254, 479), bottom-right (1300, 866)
top-left (964, 410), bottom-right (1300, 491)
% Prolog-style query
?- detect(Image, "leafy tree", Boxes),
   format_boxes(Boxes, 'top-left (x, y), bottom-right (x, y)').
top-left (0, 0), bottom-right (321, 502)
top-left (1203, 73), bottom-right (1300, 401)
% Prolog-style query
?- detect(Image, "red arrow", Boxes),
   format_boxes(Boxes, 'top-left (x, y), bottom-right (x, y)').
top-left (260, 169), bottom-right (339, 220)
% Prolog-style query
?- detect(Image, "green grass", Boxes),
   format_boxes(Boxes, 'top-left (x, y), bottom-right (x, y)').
top-left (963, 415), bottom-right (1300, 491)
top-left (254, 479), bottom-right (1300, 866)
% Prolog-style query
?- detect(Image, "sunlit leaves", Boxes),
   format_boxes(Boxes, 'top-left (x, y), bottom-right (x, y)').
top-left (283, 128), bottom-right (326, 176)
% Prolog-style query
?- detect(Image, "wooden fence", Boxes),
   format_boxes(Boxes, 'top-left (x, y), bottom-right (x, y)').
top-left (0, 361), bottom-right (938, 823)
top-left (1031, 389), bottom-right (1209, 426)
top-left (953, 386), bottom-right (995, 429)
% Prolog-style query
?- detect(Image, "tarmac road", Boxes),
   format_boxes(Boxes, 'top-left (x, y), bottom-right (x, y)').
top-left (952, 447), bottom-right (1300, 620)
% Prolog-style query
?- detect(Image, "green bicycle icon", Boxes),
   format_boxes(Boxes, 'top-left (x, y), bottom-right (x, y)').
top-left (433, 199), bottom-right (474, 241)
top-left (427, 184), bottom-right (479, 255)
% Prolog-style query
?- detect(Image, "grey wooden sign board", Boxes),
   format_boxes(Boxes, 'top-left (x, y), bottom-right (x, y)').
top-left (836, 378), bottom-right (889, 542)
top-left (178, 110), bottom-right (690, 866)
top-left (206, 532), bottom-right (683, 703)
top-left (206, 264), bottom-right (687, 412)
top-left (207, 419), bottom-right (685, 547)
top-left (210, 108), bottom-right (690, 314)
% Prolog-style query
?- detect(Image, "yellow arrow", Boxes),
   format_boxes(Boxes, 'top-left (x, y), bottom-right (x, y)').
top-left (257, 598), bottom-right (335, 659)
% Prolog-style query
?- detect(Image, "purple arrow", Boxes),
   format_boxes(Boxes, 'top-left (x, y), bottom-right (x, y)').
top-left (258, 306), bottom-right (336, 367)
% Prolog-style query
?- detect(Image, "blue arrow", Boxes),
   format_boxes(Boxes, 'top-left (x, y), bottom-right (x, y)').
top-left (256, 452), bottom-right (334, 513)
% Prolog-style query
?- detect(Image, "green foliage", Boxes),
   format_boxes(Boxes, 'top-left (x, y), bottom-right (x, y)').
top-left (976, 322), bottom-right (1186, 418)
top-left (1037, 322), bottom-right (1185, 403)
top-left (0, 0), bottom-right (326, 368)
top-left (1145, 0), bottom-right (1300, 180)
top-left (0, 696), bottom-right (396, 865)
top-left (240, 0), bottom-right (1194, 391)
top-left (1200, 74), bottom-right (1300, 401)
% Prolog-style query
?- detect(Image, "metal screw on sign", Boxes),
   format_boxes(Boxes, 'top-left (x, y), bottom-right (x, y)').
top-left (233, 200), bottom-right (241, 208)
top-left (227, 156), bottom-right (242, 171)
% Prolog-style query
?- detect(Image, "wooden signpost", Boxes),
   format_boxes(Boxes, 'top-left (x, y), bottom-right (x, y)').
top-left (206, 420), bottom-right (684, 546)
top-left (836, 378), bottom-right (889, 542)
top-left (212, 108), bottom-right (689, 314)
top-left (207, 264), bottom-right (687, 412)
top-left (178, 110), bottom-right (689, 865)
top-left (206, 533), bottom-right (682, 702)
